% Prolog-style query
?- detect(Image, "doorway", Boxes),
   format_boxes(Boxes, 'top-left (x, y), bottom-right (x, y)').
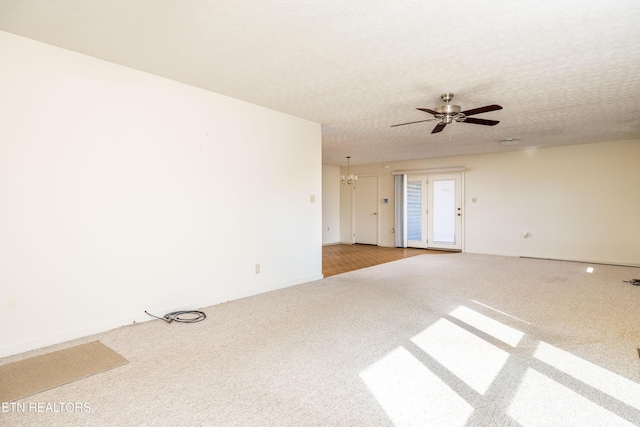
top-left (406, 172), bottom-right (462, 251)
top-left (354, 175), bottom-right (378, 245)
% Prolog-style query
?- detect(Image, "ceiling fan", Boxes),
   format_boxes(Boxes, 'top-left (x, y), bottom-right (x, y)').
top-left (391, 93), bottom-right (502, 134)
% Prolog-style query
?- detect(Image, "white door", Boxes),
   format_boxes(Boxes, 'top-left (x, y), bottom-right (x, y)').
top-left (406, 173), bottom-right (462, 251)
top-left (427, 173), bottom-right (462, 250)
top-left (354, 176), bottom-right (378, 245)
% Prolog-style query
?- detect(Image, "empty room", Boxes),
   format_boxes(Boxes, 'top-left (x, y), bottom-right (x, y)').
top-left (1, 1), bottom-right (640, 426)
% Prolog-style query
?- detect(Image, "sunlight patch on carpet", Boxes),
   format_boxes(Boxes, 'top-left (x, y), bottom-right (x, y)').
top-left (360, 346), bottom-right (472, 427)
top-left (449, 305), bottom-right (524, 347)
top-left (534, 341), bottom-right (640, 410)
top-left (411, 318), bottom-right (509, 394)
top-left (470, 300), bottom-right (531, 325)
top-left (507, 367), bottom-right (636, 427)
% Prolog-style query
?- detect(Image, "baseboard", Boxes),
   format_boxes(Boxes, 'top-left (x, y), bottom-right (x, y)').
top-left (464, 250), bottom-right (640, 268)
top-left (0, 316), bottom-right (145, 359)
top-left (0, 274), bottom-right (324, 359)
top-left (193, 274), bottom-right (324, 310)
top-left (519, 256), bottom-right (640, 269)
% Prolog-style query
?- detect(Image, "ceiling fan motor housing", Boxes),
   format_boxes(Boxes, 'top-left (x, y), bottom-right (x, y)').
top-left (435, 104), bottom-right (461, 115)
top-left (435, 93), bottom-right (461, 123)
top-left (435, 104), bottom-right (462, 123)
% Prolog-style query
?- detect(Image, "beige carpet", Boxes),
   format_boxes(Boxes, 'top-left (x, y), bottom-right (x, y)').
top-left (0, 341), bottom-right (128, 403)
top-left (1, 254), bottom-right (639, 426)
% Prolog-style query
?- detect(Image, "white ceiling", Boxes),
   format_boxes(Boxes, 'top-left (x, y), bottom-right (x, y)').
top-left (1, 0), bottom-right (639, 166)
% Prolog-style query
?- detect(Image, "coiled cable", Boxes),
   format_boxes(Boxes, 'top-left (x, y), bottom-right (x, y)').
top-left (145, 310), bottom-right (206, 323)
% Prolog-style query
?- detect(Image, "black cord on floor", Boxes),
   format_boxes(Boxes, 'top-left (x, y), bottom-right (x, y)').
top-left (145, 310), bottom-right (206, 323)
top-left (623, 279), bottom-right (640, 286)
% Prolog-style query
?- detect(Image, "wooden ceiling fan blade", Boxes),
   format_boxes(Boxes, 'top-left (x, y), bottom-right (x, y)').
top-left (432, 122), bottom-right (447, 133)
top-left (390, 119), bottom-right (436, 127)
top-left (462, 117), bottom-right (500, 126)
top-left (460, 104), bottom-right (502, 116)
top-left (416, 108), bottom-right (438, 115)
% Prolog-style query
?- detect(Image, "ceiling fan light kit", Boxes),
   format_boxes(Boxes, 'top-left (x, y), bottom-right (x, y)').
top-left (392, 93), bottom-right (502, 134)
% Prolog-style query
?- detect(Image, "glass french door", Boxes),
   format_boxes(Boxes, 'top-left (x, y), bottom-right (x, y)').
top-left (407, 173), bottom-right (462, 251)
top-left (407, 176), bottom-right (428, 248)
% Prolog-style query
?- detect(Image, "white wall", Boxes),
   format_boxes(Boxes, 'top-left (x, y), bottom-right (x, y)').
top-left (321, 164), bottom-right (340, 244)
top-left (341, 140), bottom-right (640, 266)
top-left (0, 31), bottom-right (322, 357)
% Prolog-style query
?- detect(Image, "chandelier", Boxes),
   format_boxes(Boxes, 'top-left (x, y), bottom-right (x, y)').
top-left (341, 156), bottom-right (358, 185)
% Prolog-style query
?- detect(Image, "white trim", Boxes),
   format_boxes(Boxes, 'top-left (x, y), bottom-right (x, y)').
top-left (461, 171), bottom-right (466, 253)
top-left (392, 166), bottom-right (466, 175)
top-left (350, 184), bottom-right (359, 245)
top-left (0, 274), bottom-right (323, 358)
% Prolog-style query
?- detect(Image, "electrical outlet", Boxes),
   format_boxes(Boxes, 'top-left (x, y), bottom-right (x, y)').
top-left (255, 264), bottom-right (260, 274)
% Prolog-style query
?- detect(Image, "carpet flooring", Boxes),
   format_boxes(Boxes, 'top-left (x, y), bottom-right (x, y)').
top-left (1, 254), bottom-right (639, 426)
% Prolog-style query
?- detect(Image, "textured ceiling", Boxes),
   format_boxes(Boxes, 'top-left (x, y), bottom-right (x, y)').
top-left (1, 0), bottom-right (639, 166)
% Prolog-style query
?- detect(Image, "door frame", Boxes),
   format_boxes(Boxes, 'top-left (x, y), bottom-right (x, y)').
top-left (426, 172), bottom-right (464, 251)
top-left (351, 173), bottom-right (381, 245)
top-left (394, 167), bottom-right (466, 252)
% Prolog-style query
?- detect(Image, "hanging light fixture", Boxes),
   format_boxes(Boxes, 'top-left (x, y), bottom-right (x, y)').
top-left (341, 156), bottom-right (358, 185)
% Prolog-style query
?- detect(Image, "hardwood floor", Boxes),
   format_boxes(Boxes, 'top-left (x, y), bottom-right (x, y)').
top-left (322, 244), bottom-right (449, 277)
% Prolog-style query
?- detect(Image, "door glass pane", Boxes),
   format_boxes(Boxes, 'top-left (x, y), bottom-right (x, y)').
top-left (433, 180), bottom-right (455, 244)
top-left (407, 181), bottom-right (422, 241)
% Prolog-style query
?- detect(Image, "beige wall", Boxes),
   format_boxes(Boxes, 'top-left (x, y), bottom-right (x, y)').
top-left (0, 31), bottom-right (322, 357)
top-left (341, 140), bottom-right (640, 266)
